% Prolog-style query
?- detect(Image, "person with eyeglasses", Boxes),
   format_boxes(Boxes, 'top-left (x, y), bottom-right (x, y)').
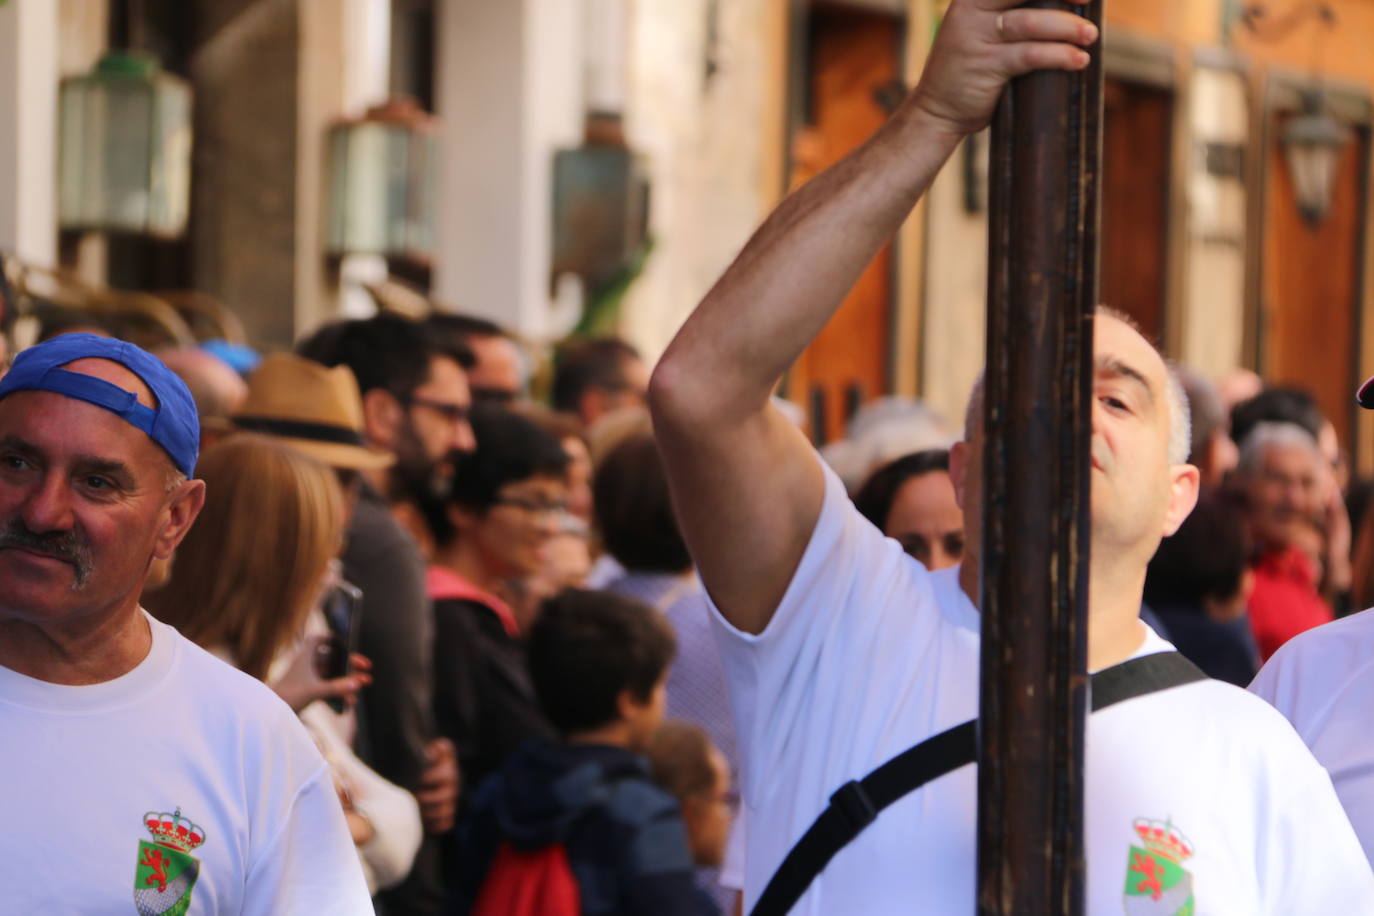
top-left (296, 312), bottom-right (475, 916)
top-left (423, 403), bottom-right (574, 817)
top-left (423, 313), bottom-right (528, 408)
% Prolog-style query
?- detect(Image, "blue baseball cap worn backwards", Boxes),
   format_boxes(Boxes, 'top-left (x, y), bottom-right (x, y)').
top-left (0, 333), bottom-right (200, 476)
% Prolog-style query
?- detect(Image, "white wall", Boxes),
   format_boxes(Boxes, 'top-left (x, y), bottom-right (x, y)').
top-left (921, 134), bottom-right (989, 427)
top-left (1179, 63), bottom-right (1249, 380)
top-left (0, 0), bottom-right (57, 266)
top-left (434, 0), bottom-right (585, 341)
top-left (618, 0), bottom-right (773, 360)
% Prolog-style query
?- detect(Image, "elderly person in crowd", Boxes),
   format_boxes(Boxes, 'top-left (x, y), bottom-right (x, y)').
top-left (1249, 371), bottom-right (1374, 869)
top-left (0, 333), bottom-right (371, 913)
top-left (146, 434), bottom-right (423, 895)
top-left (1234, 421), bottom-right (1334, 659)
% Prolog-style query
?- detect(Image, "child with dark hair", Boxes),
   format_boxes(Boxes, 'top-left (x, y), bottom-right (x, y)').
top-left (454, 589), bottom-right (707, 915)
top-left (1144, 490), bottom-right (1259, 685)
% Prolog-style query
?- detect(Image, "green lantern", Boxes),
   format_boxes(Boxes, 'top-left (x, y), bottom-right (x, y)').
top-left (58, 51), bottom-right (192, 238)
top-left (326, 97), bottom-right (438, 262)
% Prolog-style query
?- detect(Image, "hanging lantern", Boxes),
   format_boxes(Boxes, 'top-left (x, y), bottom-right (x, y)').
top-left (1282, 92), bottom-right (1351, 226)
top-left (326, 97), bottom-right (438, 262)
top-left (57, 51), bottom-right (192, 238)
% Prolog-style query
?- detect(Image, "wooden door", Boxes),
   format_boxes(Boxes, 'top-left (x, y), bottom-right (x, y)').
top-left (1100, 78), bottom-right (1173, 345)
top-left (1262, 120), bottom-right (1369, 452)
top-left (788, 6), bottom-right (901, 444)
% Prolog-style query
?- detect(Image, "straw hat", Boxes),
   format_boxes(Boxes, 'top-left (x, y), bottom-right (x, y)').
top-left (231, 353), bottom-right (394, 470)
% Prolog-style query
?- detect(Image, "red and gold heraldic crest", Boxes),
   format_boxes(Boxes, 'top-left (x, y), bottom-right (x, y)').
top-left (133, 808), bottom-right (206, 916)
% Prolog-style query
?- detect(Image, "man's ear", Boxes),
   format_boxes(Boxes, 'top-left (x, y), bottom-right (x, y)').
top-left (361, 388), bottom-right (404, 452)
top-left (949, 441), bottom-right (970, 510)
top-left (614, 686), bottom-right (641, 723)
top-left (1161, 463), bottom-right (1201, 538)
top-left (153, 479), bottom-right (206, 560)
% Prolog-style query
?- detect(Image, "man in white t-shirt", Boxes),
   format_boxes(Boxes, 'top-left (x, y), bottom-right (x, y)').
top-left (647, 0), bottom-right (1374, 912)
top-left (1249, 372), bottom-right (1374, 866)
top-left (0, 333), bottom-right (372, 914)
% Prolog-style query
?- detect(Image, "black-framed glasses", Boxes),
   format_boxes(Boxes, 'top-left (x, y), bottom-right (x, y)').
top-left (403, 395), bottom-right (471, 424)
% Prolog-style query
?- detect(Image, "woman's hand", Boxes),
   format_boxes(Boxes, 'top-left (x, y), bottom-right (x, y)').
top-left (269, 632), bottom-right (373, 714)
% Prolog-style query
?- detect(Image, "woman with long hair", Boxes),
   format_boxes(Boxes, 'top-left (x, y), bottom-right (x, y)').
top-left (145, 433), bottom-right (421, 893)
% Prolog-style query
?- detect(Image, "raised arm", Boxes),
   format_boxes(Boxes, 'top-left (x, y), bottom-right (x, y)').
top-left (649, 0), bottom-right (1097, 634)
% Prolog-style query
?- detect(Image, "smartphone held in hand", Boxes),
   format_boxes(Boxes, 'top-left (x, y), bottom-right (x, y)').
top-left (319, 580), bottom-right (364, 713)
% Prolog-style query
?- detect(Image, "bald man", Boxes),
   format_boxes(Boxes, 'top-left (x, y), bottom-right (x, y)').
top-left (0, 334), bottom-right (371, 914)
top-left (647, 0), bottom-right (1372, 911)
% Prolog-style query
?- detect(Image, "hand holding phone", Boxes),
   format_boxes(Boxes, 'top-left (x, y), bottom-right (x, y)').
top-left (319, 581), bottom-right (364, 713)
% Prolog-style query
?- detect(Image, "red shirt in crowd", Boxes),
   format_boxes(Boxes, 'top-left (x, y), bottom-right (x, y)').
top-left (1248, 545), bottom-right (1334, 661)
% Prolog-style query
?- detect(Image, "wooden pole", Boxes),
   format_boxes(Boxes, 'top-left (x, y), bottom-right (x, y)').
top-left (976, 2), bottom-right (1103, 914)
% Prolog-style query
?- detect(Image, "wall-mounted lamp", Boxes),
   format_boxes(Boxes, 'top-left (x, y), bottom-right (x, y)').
top-left (57, 51), bottom-right (192, 238)
top-left (326, 97), bottom-right (438, 262)
top-left (1238, 3), bottom-right (1349, 226)
top-left (1281, 91), bottom-right (1350, 226)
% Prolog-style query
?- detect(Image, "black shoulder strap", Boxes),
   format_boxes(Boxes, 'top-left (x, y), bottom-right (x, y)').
top-left (749, 651), bottom-right (1206, 916)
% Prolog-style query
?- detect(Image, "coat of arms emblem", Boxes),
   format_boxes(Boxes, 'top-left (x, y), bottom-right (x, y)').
top-left (133, 808), bottom-right (206, 916)
top-left (1123, 817), bottom-right (1195, 916)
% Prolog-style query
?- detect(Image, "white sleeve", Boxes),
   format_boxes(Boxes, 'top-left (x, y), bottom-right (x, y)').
top-left (240, 764), bottom-right (375, 915)
top-left (1255, 748), bottom-right (1374, 911)
top-left (349, 754), bottom-right (424, 892)
top-left (707, 454), bottom-right (945, 805)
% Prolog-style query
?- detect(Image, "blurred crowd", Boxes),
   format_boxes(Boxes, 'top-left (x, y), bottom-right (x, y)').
top-left (3, 283), bottom-right (1372, 913)
top-left (3, 284), bottom-right (1370, 914)
top-left (0, 298), bottom-right (744, 915)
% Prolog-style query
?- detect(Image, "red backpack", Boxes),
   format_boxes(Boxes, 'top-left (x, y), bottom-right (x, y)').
top-left (471, 841), bottom-right (582, 916)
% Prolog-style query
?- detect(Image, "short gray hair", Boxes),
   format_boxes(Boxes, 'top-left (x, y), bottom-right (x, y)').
top-left (1237, 421), bottom-right (1318, 475)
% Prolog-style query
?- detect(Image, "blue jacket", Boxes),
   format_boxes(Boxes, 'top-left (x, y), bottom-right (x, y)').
top-left (451, 741), bottom-right (717, 916)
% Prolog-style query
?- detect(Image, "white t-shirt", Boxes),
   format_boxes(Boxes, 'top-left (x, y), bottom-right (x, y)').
top-left (0, 613), bottom-right (374, 915)
top-left (712, 459), bottom-right (1374, 914)
top-left (1250, 608), bottom-right (1374, 864)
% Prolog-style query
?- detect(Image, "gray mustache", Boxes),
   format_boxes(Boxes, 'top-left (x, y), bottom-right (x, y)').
top-left (0, 521), bottom-right (93, 589)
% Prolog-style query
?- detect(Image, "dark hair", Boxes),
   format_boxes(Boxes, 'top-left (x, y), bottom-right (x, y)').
top-left (513, 403), bottom-right (587, 448)
top-left (528, 588), bottom-right (676, 736)
top-left (422, 312), bottom-right (508, 344)
top-left (853, 449), bottom-right (952, 531)
top-left (425, 404), bottom-right (571, 545)
top-left (296, 313), bottom-right (473, 399)
top-left (551, 337), bottom-right (642, 414)
top-left (593, 433), bottom-right (690, 573)
top-left (1230, 387), bottom-right (1324, 448)
top-left (1144, 489), bottom-right (1250, 609)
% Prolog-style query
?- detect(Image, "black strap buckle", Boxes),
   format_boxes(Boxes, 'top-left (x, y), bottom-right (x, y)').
top-left (829, 780), bottom-right (877, 832)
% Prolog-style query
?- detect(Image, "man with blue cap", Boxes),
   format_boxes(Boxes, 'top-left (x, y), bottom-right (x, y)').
top-left (0, 334), bottom-right (373, 913)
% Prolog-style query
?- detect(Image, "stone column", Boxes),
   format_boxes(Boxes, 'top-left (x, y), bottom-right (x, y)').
top-left (432, 0), bottom-right (586, 339)
top-left (0, 0), bottom-right (58, 267)
top-left (189, 0), bottom-right (363, 347)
